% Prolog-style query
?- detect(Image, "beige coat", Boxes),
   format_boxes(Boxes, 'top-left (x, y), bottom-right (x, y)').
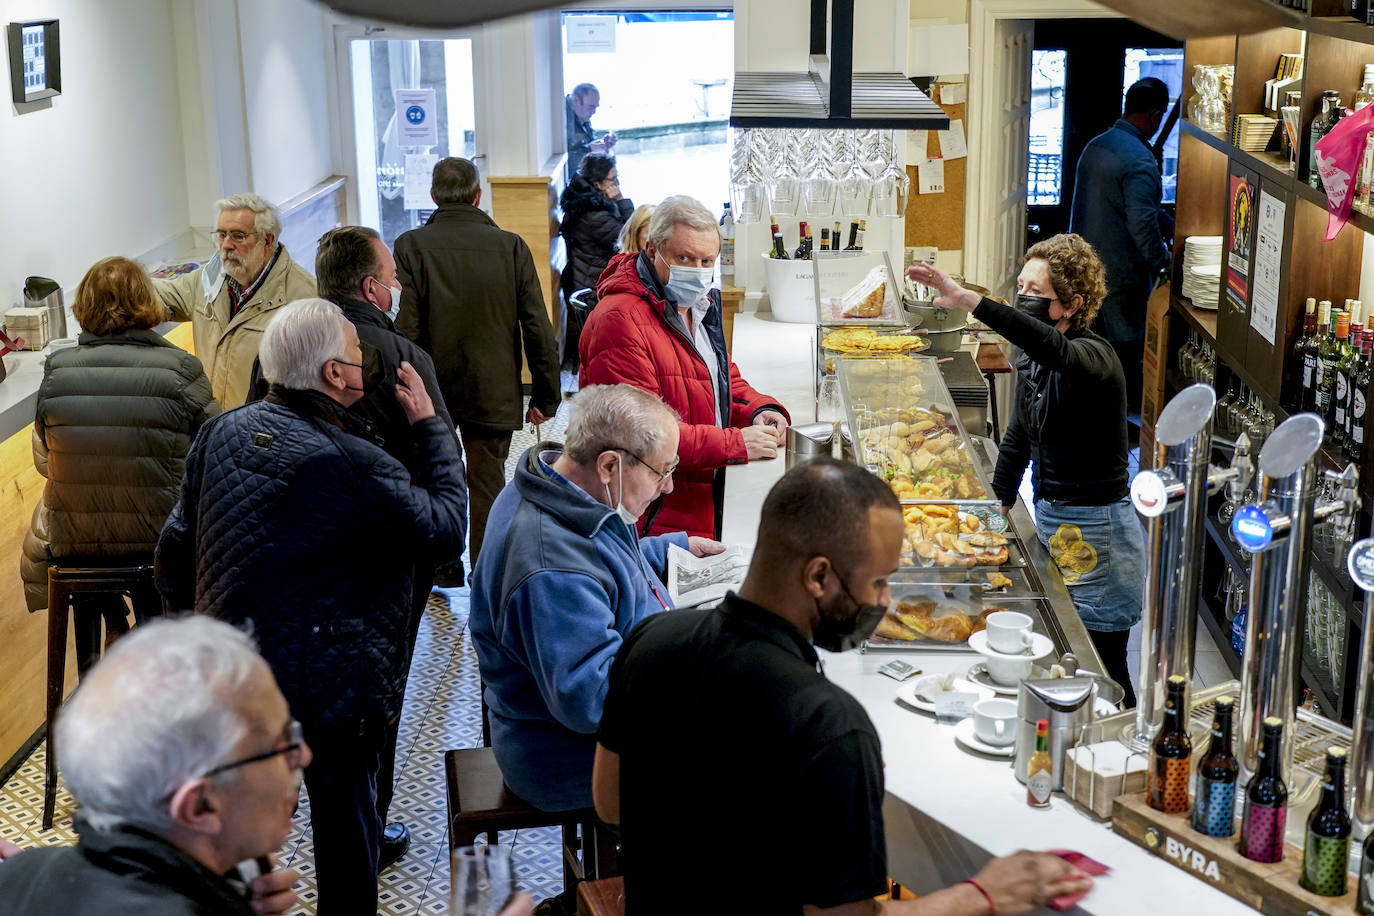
top-left (155, 246), bottom-right (316, 407)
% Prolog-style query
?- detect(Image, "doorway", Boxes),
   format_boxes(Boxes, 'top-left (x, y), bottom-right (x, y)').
top-left (1025, 20), bottom-right (1183, 248)
top-left (560, 10), bottom-right (733, 211)
top-left (339, 32), bottom-right (484, 249)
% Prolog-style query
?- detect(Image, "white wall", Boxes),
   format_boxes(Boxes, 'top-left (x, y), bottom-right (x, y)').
top-left (0, 0), bottom-right (189, 306)
top-left (237, 0), bottom-right (334, 206)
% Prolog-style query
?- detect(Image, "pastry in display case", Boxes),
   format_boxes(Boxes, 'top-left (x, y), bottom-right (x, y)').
top-left (867, 580), bottom-right (1055, 651)
top-left (812, 250), bottom-right (906, 326)
top-left (838, 356), bottom-right (996, 506)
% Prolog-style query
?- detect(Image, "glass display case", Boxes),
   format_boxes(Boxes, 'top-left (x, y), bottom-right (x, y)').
top-left (812, 249), bottom-right (905, 327)
top-left (838, 356), bottom-right (997, 506)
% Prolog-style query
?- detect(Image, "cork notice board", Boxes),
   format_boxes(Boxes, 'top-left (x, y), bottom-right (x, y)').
top-left (905, 94), bottom-right (967, 252)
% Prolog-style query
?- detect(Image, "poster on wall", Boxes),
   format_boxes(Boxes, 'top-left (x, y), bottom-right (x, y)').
top-left (1250, 190), bottom-right (1285, 346)
top-left (404, 153), bottom-right (438, 210)
top-left (1226, 172), bottom-right (1255, 314)
top-left (395, 88), bottom-right (437, 147)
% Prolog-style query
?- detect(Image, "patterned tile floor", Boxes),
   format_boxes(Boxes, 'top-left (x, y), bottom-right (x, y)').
top-left (0, 399), bottom-right (576, 915)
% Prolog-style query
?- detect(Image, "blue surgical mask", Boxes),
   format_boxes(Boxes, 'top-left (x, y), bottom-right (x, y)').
top-left (656, 250), bottom-right (714, 305)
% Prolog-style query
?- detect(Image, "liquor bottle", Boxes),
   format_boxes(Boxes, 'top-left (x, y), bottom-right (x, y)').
top-left (845, 219), bottom-right (860, 250)
top-left (1347, 315), bottom-right (1365, 446)
top-left (1336, 311), bottom-right (1358, 448)
top-left (1351, 330), bottom-right (1372, 462)
top-left (719, 203), bottom-right (735, 285)
top-left (1299, 298), bottom-right (1320, 412)
top-left (1311, 91), bottom-right (1345, 191)
top-left (1238, 717), bottom-right (1289, 864)
top-left (820, 228), bottom-right (830, 251)
top-left (1301, 746), bottom-right (1352, 896)
top-left (794, 222), bottom-right (809, 260)
top-left (1149, 675), bottom-right (1193, 814)
top-left (1192, 697), bottom-right (1239, 837)
top-left (770, 230), bottom-right (789, 260)
top-left (833, 221), bottom-right (842, 251)
top-left (851, 219), bottom-right (867, 251)
top-left (1317, 303), bottom-right (1341, 424)
top-left (1026, 718), bottom-right (1052, 808)
top-left (1357, 65), bottom-right (1374, 110)
top-left (804, 224), bottom-right (815, 260)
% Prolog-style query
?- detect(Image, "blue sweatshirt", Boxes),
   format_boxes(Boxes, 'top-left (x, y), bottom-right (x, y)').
top-left (469, 445), bottom-right (688, 811)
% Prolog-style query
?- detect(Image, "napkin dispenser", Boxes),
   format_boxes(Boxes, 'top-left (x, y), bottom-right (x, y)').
top-left (1014, 676), bottom-right (1098, 791)
top-left (24, 276), bottom-right (66, 339)
top-left (785, 422), bottom-right (836, 470)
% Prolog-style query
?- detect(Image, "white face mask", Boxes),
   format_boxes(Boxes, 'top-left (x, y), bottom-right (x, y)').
top-left (656, 249), bottom-right (714, 305)
top-left (604, 458), bottom-right (640, 528)
top-left (386, 284), bottom-right (403, 322)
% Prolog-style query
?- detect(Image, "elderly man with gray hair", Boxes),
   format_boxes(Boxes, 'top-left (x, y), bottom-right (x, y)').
top-left (469, 383), bottom-right (723, 816)
top-left (156, 298), bottom-right (467, 915)
top-left (0, 616), bottom-right (307, 915)
top-left (580, 195), bottom-right (790, 541)
top-left (156, 192), bottom-right (317, 407)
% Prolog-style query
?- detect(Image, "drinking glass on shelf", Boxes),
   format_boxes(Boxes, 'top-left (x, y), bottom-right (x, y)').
top-left (450, 846), bottom-right (514, 916)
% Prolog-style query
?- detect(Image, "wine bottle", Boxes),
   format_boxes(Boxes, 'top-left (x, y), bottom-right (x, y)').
top-left (1301, 746), bottom-right (1352, 896)
top-left (1149, 675), bottom-right (1193, 814)
top-left (833, 221), bottom-right (842, 252)
top-left (1299, 298), bottom-right (1320, 412)
top-left (719, 203), bottom-right (735, 285)
top-left (845, 219), bottom-right (860, 250)
top-left (1191, 696), bottom-right (1239, 837)
top-left (803, 224), bottom-right (815, 260)
top-left (820, 228), bottom-right (830, 251)
top-left (770, 231), bottom-right (789, 260)
top-left (1318, 302), bottom-right (1341, 423)
top-left (1238, 717), bottom-right (1289, 864)
top-left (1352, 330), bottom-right (1372, 462)
top-left (1336, 311), bottom-right (1358, 448)
top-left (794, 222), bottom-right (809, 260)
top-left (852, 219), bottom-right (867, 251)
top-left (1026, 718), bottom-right (1052, 808)
top-left (1311, 91), bottom-right (1344, 192)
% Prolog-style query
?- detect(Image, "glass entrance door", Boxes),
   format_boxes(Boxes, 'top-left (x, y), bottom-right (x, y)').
top-left (346, 36), bottom-right (479, 248)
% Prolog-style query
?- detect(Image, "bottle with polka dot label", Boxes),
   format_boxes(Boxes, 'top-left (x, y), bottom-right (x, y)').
top-left (1191, 697), bottom-right (1238, 837)
top-left (1149, 675), bottom-right (1192, 814)
top-left (1301, 746), bottom-right (1351, 896)
top-left (1239, 717), bottom-right (1289, 864)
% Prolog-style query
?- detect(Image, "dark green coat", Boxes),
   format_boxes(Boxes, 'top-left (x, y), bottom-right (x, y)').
top-left (20, 329), bottom-right (219, 611)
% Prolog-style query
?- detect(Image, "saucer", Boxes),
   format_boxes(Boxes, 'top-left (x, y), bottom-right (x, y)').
top-left (968, 629), bottom-right (1055, 660)
top-left (967, 661), bottom-right (1049, 695)
top-left (897, 674), bottom-right (994, 714)
top-left (952, 717), bottom-right (1016, 757)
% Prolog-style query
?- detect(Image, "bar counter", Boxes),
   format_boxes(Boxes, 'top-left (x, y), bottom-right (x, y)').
top-left (721, 314), bottom-right (1258, 915)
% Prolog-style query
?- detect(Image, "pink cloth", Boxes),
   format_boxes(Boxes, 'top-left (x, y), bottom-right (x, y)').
top-left (1315, 104), bottom-right (1374, 241)
top-left (1045, 849), bottom-right (1109, 911)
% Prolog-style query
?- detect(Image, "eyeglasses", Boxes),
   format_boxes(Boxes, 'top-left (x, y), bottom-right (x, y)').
top-left (203, 719), bottom-right (305, 779)
top-left (618, 447), bottom-right (679, 483)
top-left (211, 229), bottom-right (258, 245)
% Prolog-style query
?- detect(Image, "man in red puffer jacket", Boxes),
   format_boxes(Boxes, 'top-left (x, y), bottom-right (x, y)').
top-left (580, 195), bottom-right (790, 539)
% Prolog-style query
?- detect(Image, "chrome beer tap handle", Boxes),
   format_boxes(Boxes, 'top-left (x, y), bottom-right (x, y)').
top-left (1226, 433), bottom-right (1253, 505)
top-left (1314, 463), bottom-right (1362, 542)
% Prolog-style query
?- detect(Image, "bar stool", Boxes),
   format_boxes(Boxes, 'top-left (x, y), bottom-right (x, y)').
top-left (444, 747), bottom-right (616, 892)
top-left (43, 564), bottom-right (155, 829)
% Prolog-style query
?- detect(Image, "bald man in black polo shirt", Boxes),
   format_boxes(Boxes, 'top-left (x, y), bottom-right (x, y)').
top-left (593, 459), bottom-right (1093, 915)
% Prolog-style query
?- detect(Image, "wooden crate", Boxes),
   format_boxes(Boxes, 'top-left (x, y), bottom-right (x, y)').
top-left (1112, 792), bottom-right (1361, 916)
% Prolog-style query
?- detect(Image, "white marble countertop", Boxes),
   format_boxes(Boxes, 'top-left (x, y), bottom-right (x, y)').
top-left (722, 312), bottom-right (1259, 914)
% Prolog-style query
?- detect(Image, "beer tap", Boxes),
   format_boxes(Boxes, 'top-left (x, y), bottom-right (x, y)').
top-left (1231, 415), bottom-right (1359, 786)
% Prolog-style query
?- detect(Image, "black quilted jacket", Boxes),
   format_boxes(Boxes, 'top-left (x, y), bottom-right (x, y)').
top-left (154, 387), bottom-right (467, 734)
top-left (559, 176), bottom-right (634, 298)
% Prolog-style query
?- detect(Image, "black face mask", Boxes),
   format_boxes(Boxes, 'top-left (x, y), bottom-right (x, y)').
top-left (1015, 293), bottom-right (1057, 326)
top-left (811, 568), bottom-right (887, 653)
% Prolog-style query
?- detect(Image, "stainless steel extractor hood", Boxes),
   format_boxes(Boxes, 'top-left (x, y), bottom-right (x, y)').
top-left (729, 0), bottom-right (948, 130)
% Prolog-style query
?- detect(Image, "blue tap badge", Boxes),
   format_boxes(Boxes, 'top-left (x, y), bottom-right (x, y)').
top-left (1232, 505), bottom-right (1273, 553)
top-left (405, 105), bottom-right (426, 125)
top-left (1348, 539), bottom-right (1374, 591)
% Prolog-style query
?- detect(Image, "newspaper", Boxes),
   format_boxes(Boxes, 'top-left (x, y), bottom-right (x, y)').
top-left (666, 544), bottom-right (752, 607)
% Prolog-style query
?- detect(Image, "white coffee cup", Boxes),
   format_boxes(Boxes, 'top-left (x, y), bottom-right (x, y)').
top-left (985, 610), bottom-right (1034, 654)
top-left (972, 697), bottom-right (1018, 746)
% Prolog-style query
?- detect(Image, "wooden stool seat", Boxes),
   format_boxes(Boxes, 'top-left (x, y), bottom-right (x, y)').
top-left (44, 564), bottom-right (155, 829)
top-left (444, 746), bottom-right (616, 892)
top-left (577, 876), bottom-right (625, 916)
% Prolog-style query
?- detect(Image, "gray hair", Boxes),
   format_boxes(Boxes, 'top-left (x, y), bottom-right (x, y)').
top-left (56, 616), bottom-right (264, 833)
top-left (259, 298), bottom-right (351, 391)
top-left (432, 157), bottom-right (481, 205)
top-left (571, 82), bottom-right (598, 100)
top-left (646, 195), bottom-right (720, 249)
top-left (215, 193), bottom-right (282, 240)
top-left (564, 384), bottom-right (679, 465)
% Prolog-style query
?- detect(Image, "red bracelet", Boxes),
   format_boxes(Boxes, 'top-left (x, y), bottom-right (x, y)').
top-left (962, 878), bottom-right (997, 916)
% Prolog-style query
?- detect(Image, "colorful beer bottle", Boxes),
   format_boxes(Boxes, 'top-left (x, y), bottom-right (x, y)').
top-left (1239, 717), bottom-right (1289, 863)
top-left (1191, 697), bottom-right (1239, 837)
top-left (1301, 746), bottom-right (1352, 897)
top-left (1149, 675), bottom-right (1192, 814)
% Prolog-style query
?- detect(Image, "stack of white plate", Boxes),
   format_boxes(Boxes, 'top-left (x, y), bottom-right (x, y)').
top-left (1181, 236), bottom-right (1223, 311)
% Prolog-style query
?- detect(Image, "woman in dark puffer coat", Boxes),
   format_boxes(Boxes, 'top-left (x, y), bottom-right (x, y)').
top-left (20, 257), bottom-right (218, 672)
top-left (560, 153), bottom-right (635, 300)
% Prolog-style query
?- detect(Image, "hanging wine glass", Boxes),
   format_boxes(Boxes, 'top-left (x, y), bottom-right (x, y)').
top-left (840, 130), bottom-right (873, 217)
top-left (728, 128), bottom-right (766, 224)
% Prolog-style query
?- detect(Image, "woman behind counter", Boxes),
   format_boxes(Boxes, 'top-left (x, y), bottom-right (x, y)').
top-left (909, 234), bottom-right (1143, 707)
top-left (20, 257), bottom-right (219, 672)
